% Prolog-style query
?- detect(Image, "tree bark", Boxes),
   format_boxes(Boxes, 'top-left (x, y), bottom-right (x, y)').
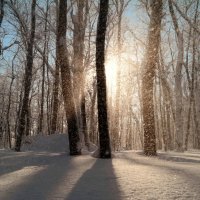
top-left (6, 51), bottom-right (17, 148)
top-left (0, 0), bottom-right (4, 27)
top-left (72, 0), bottom-right (89, 149)
top-left (96, 0), bottom-right (111, 158)
top-left (15, 0), bottom-right (36, 151)
top-left (58, 0), bottom-right (81, 155)
top-left (38, 0), bottom-right (49, 134)
top-left (168, 0), bottom-right (184, 152)
top-left (51, 0), bottom-right (60, 135)
top-left (0, 0), bottom-right (4, 54)
top-left (141, 0), bottom-right (162, 156)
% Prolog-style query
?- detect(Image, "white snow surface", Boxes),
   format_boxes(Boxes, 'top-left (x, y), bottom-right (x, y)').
top-left (0, 134), bottom-right (200, 200)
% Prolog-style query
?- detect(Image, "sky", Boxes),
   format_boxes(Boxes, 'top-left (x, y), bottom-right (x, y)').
top-left (0, 0), bottom-right (148, 73)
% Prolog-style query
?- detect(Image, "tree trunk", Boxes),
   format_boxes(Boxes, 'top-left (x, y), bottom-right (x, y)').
top-left (6, 69), bottom-right (15, 148)
top-left (15, 0), bottom-right (36, 151)
top-left (112, 2), bottom-right (122, 151)
top-left (96, 0), bottom-right (111, 158)
top-left (193, 53), bottom-right (200, 149)
top-left (38, 0), bottom-right (49, 134)
top-left (141, 0), bottom-right (162, 156)
top-left (51, 0), bottom-right (60, 135)
top-left (0, 0), bottom-right (4, 27)
top-left (168, 0), bottom-right (184, 152)
top-left (89, 81), bottom-right (97, 144)
top-left (58, 0), bottom-right (81, 155)
top-left (0, 0), bottom-right (4, 54)
top-left (72, 0), bottom-right (89, 149)
top-left (185, 39), bottom-right (195, 150)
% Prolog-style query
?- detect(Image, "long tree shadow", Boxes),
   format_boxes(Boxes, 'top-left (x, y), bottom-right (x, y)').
top-left (0, 153), bottom-right (122, 200)
top-left (66, 159), bottom-right (122, 200)
top-left (0, 151), bottom-right (67, 176)
top-left (0, 152), bottom-right (85, 200)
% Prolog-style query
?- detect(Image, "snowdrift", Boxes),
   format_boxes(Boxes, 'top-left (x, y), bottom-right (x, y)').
top-left (21, 133), bottom-right (69, 153)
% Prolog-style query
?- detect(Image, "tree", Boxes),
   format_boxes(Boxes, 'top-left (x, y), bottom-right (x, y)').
top-left (58, 0), bottom-right (81, 155)
top-left (0, 0), bottom-right (4, 54)
top-left (168, 0), bottom-right (184, 152)
top-left (51, 0), bottom-right (60, 135)
top-left (71, 0), bottom-right (89, 149)
top-left (96, 0), bottom-right (111, 158)
top-left (0, 0), bottom-right (3, 27)
top-left (111, 0), bottom-right (131, 151)
top-left (15, 0), bottom-right (36, 151)
top-left (38, 0), bottom-right (49, 134)
top-left (141, 0), bottom-right (163, 156)
top-left (184, 1), bottom-right (199, 150)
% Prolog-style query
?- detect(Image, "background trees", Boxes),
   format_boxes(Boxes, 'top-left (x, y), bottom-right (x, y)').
top-left (0, 0), bottom-right (200, 155)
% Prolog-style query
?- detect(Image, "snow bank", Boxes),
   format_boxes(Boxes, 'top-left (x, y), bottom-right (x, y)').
top-left (21, 133), bottom-right (69, 153)
top-left (21, 133), bottom-right (98, 155)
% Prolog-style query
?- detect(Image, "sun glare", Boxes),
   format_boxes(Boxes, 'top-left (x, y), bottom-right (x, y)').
top-left (105, 56), bottom-right (118, 94)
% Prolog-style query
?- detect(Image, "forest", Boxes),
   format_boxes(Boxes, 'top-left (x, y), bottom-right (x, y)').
top-left (0, 0), bottom-right (200, 158)
top-left (1, 1), bottom-right (200, 199)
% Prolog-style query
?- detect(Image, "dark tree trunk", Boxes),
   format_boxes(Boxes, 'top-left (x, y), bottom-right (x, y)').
top-left (51, 0), bottom-right (60, 135)
top-left (141, 0), bottom-right (162, 156)
top-left (58, 0), bottom-right (81, 155)
top-left (0, 0), bottom-right (4, 54)
top-left (0, 0), bottom-right (4, 27)
top-left (6, 76), bottom-right (14, 148)
top-left (38, 0), bottom-right (49, 134)
top-left (51, 63), bottom-right (59, 134)
top-left (6, 50), bottom-right (17, 148)
top-left (25, 102), bottom-right (31, 136)
top-left (15, 0), bottom-right (36, 151)
top-left (89, 81), bottom-right (97, 144)
top-left (81, 97), bottom-right (90, 149)
top-left (96, 0), bottom-right (111, 158)
top-left (46, 52), bottom-right (51, 135)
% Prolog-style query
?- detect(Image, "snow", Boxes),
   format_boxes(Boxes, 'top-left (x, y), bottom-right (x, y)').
top-left (0, 134), bottom-right (200, 200)
top-left (21, 133), bottom-right (70, 153)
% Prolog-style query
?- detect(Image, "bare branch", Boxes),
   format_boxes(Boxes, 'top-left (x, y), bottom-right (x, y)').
top-left (172, 0), bottom-right (200, 35)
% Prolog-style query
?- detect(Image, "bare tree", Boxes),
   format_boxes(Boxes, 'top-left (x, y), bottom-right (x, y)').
top-left (111, 0), bottom-right (131, 151)
top-left (0, 0), bottom-right (4, 54)
top-left (38, 0), bottom-right (49, 134)
top-left (96, 0), bottom-right (111, 158)
top-left (0, 0), bottom-right (3, 26)
top-left (71, 0), bottom-right (89, 149)
top-left (15, 0), bottom-right (36, 151)
top-left (51, 0), bottom-right (60, 135)
top-left (171, 0), bottom-right (200, 35)
top-left (58, 0), bottom-right (81, 155)
top-left (168, 0), bottom-right (184, 152)
top-left (141, 0), bottom-right (163, 156)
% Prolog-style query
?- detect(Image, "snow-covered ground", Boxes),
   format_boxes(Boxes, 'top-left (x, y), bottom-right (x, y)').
top-left (0, 134), bottom-right (200, 200)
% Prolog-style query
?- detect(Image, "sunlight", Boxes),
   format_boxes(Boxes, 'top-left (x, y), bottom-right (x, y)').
top-left (0, 165), bottom-right (45, 198)
top-left (105, 56), bottom-right (118, 94)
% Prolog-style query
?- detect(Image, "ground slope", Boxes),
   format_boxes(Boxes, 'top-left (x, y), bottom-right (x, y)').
top-left (0, 134), bottom-right (200, 200)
